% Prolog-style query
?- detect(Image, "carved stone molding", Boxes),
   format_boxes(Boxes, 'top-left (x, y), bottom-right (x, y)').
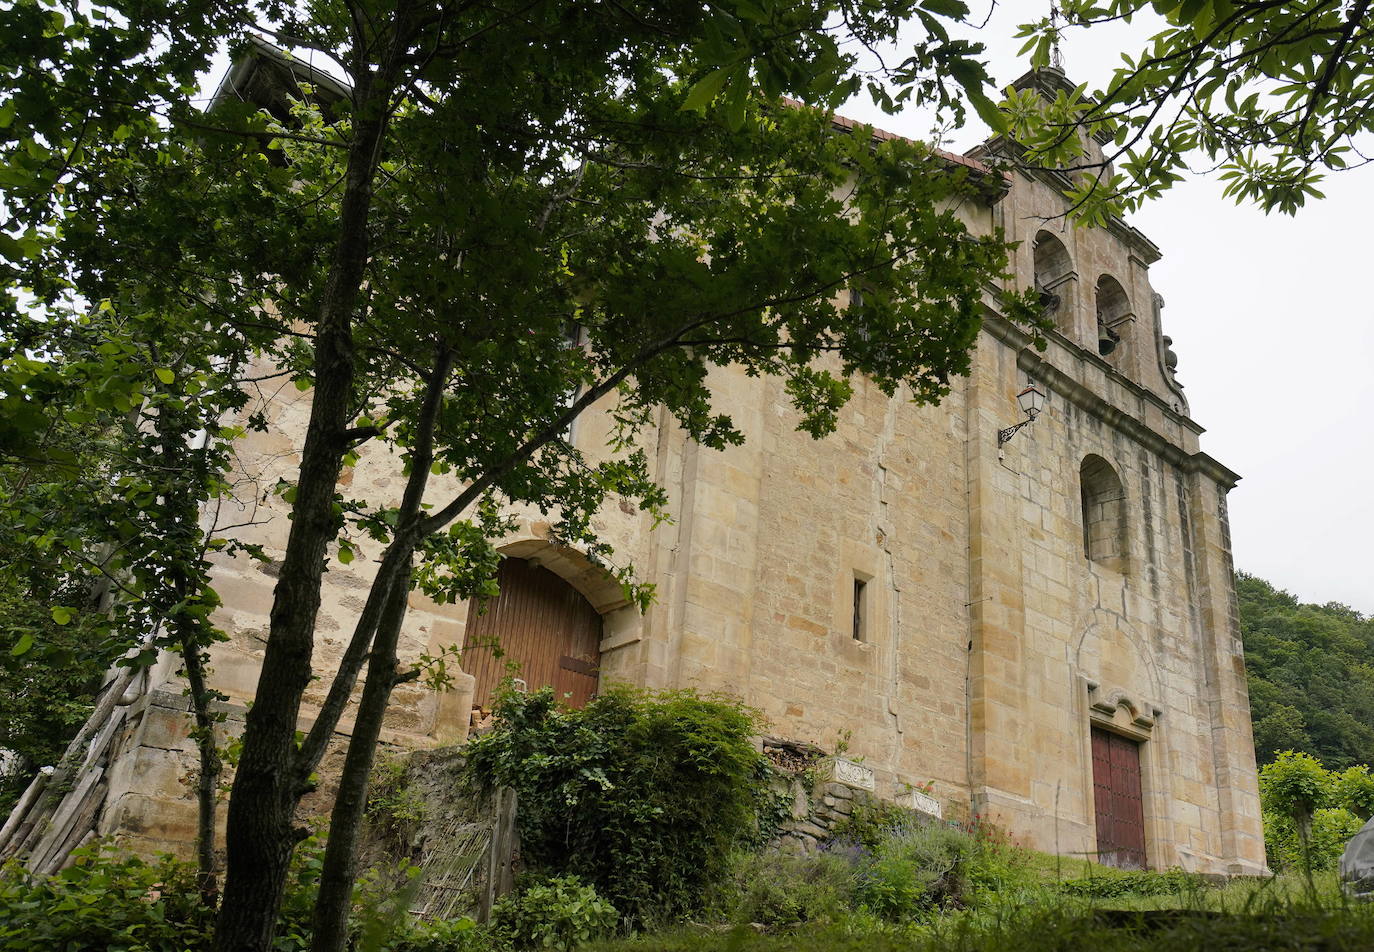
top-left (1084, 677), bottom-right (1162, 734)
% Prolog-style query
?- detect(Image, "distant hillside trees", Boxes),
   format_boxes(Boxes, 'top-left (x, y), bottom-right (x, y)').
top-left (1239, 573), bottom-right (1374, 769)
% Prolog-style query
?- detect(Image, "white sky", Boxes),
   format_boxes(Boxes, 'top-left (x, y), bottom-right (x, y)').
top-left (835, 5), bottom-right (1374, 615)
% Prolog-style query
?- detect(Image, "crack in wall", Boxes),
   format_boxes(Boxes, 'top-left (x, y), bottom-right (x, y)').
top-left (875, 389), bottom-right (904, 768)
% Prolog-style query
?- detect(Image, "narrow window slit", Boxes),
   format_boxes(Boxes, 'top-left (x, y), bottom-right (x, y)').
top-left (852, 577), bottom-right (867, 642)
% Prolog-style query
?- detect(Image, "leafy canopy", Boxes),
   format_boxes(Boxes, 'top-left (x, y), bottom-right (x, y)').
top-left (1004, 1), bottom-right (1374, 219)
top-left (1238, 573), bottom-right (1374, 769)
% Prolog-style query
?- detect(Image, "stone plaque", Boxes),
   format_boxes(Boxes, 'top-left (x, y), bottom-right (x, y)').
top-left (830, 757), bottom-right (876, 791)
top-left (897, 790), bottom-right (942, 818)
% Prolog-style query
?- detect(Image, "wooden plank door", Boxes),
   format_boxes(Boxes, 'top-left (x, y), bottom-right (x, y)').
top-left (462, 558), bottom-right (602, 710)
top-left (1091, 727), bottom-right (1147, 869)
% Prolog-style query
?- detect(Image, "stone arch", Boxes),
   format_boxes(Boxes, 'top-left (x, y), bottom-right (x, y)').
top-left (497, 537), bottom-right (633, 614)
top-left (460, 538), bottom-right (635, 710)
top-left (1073, 614), bottom-right (1162, 712)
top-left (1080, 454), bottom-right (1128, 573)
top-left (1033, 231), bottom-right (1076, 335)
top-left (1094, 274), bottom-right (1134, 362)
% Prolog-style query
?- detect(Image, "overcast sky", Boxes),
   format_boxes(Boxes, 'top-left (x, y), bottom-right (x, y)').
top-left (835, 5), bottom-right (1374, 615)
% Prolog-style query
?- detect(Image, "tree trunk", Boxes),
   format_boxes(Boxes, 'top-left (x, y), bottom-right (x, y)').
top-left (310, 346), bottom-right (450, 952)
top-left (182, 638), bottom-right (222, 904)
top-left (309, 562), bottom-right (414, 952)
top-left (213, 75), bottom-right (392, 952)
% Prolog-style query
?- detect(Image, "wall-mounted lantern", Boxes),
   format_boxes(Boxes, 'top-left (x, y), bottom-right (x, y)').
top-left (997, 380), bottom-right (1046, 449)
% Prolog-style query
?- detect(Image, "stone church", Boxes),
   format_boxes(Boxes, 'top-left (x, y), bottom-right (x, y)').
top-left (65, 56), bottom-right (1266, 875)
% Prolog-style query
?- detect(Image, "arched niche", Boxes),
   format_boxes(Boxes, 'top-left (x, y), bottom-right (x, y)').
top-left (460, 539), bottom-right (638, 711)
top-left (1033, 231), bottom-right (1077, 337)
top-left (1080, 454), bottom-right (1128, 573)
top-left (1094, 274), bottom-right (1135, 363)
top-left (462, 557), bottom-right (604, 710)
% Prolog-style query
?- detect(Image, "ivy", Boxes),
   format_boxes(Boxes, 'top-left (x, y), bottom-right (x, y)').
top-left (465, 686), bottom-right (777, 929)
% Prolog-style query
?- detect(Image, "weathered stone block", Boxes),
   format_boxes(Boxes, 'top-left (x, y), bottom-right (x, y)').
top-left (896, 790), bottom-right (942, 819)
top-left (828, 757), bottom-right (875, 791)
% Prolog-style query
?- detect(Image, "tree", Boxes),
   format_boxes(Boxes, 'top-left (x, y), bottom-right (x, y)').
top-left (2, 1), bottom-right (1040, 949)
top-left (0, 293), bottom-right (274, 895)
top-left (1257, 750), bottom-right (1374, 877)
top-left (1002, 1), bottom-right (1374, 219)
top-left (1236, 573), bottom-right (1374, 768)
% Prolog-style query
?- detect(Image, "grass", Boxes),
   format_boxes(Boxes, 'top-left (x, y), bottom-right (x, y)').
top-left (583, 854), bottom-right (1374, 952)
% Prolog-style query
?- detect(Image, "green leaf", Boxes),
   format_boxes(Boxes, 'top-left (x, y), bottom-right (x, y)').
top-left (50, 606), bottom-right (73, 625)
top-left (154, 367), bottom-right (174, 385)
top-left (920, 0), bottom-right (969, 17)
top-left (10, 633), bottom-right (34, 656)
top-left (681, 67), bottom-right (730, 114)
top-left (722, 66), bottom-right (750, 131)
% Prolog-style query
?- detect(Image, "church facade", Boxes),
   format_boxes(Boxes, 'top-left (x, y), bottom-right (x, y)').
top-left (93, 65), bottom-right (1266, 874)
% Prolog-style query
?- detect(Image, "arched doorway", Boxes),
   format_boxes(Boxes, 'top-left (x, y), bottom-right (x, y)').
top-left (461, 557), bottom-right (603, 709)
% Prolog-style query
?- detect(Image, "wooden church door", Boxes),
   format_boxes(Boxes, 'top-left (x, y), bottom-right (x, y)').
top-left (1091, 727), bottom-right (1147, 869)
top-left (462, 558), bottom-right (603, 710)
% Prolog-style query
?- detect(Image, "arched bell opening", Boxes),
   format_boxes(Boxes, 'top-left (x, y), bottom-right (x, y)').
top-left (1033, 231), bottom-right (1076, 337)
top-left (1094, 274), bottom-right (1133, 364)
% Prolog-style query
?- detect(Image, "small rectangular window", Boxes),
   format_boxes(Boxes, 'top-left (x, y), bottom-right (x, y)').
top-left (852, 577), bottom-right (867, 642)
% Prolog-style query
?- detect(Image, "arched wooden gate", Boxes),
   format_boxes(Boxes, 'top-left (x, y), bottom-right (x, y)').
top-left (461, 557), bottom-right (602, 709)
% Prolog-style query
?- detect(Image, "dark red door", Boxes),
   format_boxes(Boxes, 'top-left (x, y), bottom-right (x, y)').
top-left (1091, 727), bottom-right (1147, 869)
top-left (462, 558), bottom-right (602, 710)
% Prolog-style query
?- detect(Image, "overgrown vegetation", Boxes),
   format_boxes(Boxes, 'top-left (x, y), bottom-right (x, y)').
top-left (586, 887), bottom-right (1374, 952)
top-left (0, 587), bottom-right (115, 813)
top-left (464, 686), bottom-right (772, 928)
top-left (1238, 573), bottom-right (1374, 768)
top-left (0, 849), bottom-right (214, 951)
top-left (365, 755), bottom-right (429, 850)
top-left (490, 875), bottom-right (618, 952)
top-left (1, 557), bottom-right (1368, 947)
top-left (1260, 751), bottom-right (1374, 875)
top-left (0, 841), bottom-right (491, 952)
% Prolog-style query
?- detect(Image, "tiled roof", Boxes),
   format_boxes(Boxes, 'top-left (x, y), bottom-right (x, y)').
top-left (780, 97), bottom-right (1008, 183)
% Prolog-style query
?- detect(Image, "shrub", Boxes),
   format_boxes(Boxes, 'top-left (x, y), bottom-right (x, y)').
top-left (1057, 869), bottom-right (1208, 899)
top-left (464, 685), bottom-right (772, 928)
top-left (858, 823), bottom-right (977, 919)
top-left (830, 799), bottom-right (924, 851)
top-left (1261, 751), bottom-right (1332, 823)
top-left (830, 807), bottom-right (1032, 914)
top-left (1268, 807), bottom-right (1366, 873)
top-left (366, 754), bottom-right (429, 849)
top-left (1257, 752), bottom-right (1374, 874)
top-left (720, 850), bottom-right (860, 927)
top-left (390, 917), bottom-right (493, 952)
top-left (271, 834), bottom-right (327, 951)
top-left (491, 876), bottom-right (617, 951)
top-left (1336, 765), bottom-right (1374, 820)
top-left (0, 848), bottom-right (214, 952)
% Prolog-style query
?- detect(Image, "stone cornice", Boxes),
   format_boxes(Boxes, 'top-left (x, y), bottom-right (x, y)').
top-left (982, 311), bottom-right (1240, 490)
top-left (968, 140), bottom-right (1163, 266)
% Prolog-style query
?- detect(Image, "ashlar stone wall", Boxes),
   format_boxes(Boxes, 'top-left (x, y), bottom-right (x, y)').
top-left (102, 94), bottom-right (1265, 875)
